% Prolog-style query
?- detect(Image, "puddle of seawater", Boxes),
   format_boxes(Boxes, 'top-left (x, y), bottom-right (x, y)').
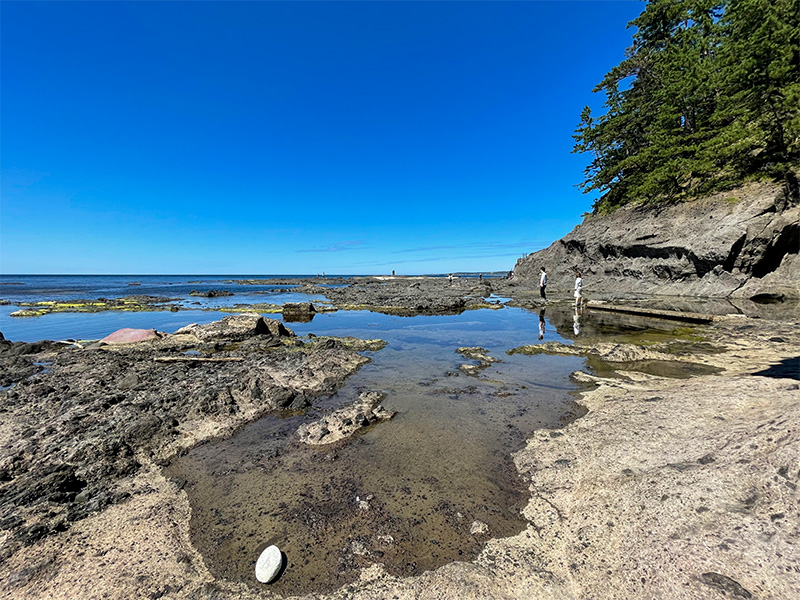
top-left (586, 356), bottom-right (724, 379)
top-left (165, 308), bottom-right (589, 594)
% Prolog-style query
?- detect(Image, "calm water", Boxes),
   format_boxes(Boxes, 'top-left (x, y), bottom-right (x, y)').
top-left (0, 274), bottom-right (327, 341)
top-left (166, 308), bottom-right (586, 594)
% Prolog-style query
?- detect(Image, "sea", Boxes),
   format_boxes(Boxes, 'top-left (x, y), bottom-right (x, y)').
top-left (0, 273), bottom-right (456, 342)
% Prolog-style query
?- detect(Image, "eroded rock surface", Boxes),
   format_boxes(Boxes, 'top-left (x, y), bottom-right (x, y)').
top-left (0, 316), bottom-right (376, 569)
top-left (296, 391), bottom-right (395, 445)
top-left (511, 178), bottom-right (800, 299)
top-left (1, 312), bottom-right (798, 600)
top-left (318, 277), bottom-right (497, 315)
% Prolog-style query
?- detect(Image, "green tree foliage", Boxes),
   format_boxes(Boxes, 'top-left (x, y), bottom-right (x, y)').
top-left (574, 0), bottom-right (800, 213)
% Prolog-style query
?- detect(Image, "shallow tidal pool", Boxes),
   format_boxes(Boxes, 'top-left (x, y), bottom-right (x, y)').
top-left (165, 307), bottom-right (591, 594)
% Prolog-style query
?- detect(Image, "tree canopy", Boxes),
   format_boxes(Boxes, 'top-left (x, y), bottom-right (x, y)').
top-left (573, 0), bottom-right (800, 213)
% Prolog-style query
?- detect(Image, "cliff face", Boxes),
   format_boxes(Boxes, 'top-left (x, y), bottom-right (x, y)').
top-left (514, 179), bottom-right (800, 299)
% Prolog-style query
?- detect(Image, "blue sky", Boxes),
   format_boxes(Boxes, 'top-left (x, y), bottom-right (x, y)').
top-left (1, 1), bottom-right (642, 275)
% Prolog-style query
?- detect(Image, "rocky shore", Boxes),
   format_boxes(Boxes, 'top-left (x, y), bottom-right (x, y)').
top-left (0, 314), bottom-right (381, 591)
top-left (0, 291), bottom-right (797, 599)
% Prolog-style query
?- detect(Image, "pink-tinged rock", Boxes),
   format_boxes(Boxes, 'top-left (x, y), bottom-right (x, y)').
top-left (101, 328), bottom-right (161, 344)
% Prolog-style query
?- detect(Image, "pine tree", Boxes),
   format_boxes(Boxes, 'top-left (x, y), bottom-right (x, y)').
top-left (573, 0), bottom-right (800, 213)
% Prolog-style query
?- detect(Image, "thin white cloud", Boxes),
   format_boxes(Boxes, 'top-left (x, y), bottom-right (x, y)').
top-left (297, 240), bottom-right (367, 253)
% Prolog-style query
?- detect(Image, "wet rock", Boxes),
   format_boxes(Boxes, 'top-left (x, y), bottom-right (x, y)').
top-left (456, 346), bottom-right (500, 376)
top-left (189, 290), bottom-right (234, 297)
top-left (283, 302), bottom-right (316, 323)
top-left (297, 391), bottom-right (395, 445)
top-left (456, 347), bottom-right (499, 363)
top-left (470, 520), bottom-right (488, 535)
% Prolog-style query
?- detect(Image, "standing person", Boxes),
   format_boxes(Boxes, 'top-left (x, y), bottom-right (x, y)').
top-left (574, 271), bottom-right (583, 307)
top-left (539, 267), bottom-right (547, 301)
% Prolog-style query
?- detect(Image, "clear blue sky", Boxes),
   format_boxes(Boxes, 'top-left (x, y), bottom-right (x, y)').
top-left (1, 1), bottom-right (642, 275)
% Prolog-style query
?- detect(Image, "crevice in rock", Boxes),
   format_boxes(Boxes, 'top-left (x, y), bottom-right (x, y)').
top-left (751, 223), bottom-right (799, 278)
top-left (723, 234), bottom-right (747, 272)
top-left (598, 244), bottom-right (716, 278)
top-left (560, 239), bottom-right (586, 255)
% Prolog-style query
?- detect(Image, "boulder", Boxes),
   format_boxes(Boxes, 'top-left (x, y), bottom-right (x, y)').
top-left (282, 302), bottom-right (316, 323)
top-left (173, 314), bottom-right (293, 341)
top-left (100, 328), bottom-right (161, 344)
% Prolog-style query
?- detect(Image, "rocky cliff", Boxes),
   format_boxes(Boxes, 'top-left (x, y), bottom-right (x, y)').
top-left (513, 178), bottom-right (800, 299)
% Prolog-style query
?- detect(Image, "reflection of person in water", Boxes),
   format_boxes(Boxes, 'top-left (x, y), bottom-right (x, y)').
top-left (573, 306), bottom-right (582, 336)
top-left (538, 307), bottom-right (546, 340)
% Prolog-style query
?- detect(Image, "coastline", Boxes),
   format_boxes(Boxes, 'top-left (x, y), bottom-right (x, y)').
top-left (1, 284), bottom-right (798, 599)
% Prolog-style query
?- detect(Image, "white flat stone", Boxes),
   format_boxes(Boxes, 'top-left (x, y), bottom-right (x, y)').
top-left (255, 544), bottom-right (283, 583)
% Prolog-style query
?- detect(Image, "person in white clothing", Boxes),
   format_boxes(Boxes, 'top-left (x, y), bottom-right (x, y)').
top-left (574, 272), bottom-right (584, 307)
top-left (539, 267), bottom-right (547, 301)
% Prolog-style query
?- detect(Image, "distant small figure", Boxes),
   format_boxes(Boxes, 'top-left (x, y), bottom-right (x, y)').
top-left (392, 270), bottom-right (395, 276)
top-left (322, 272), bottom-right (326, 279)
top-left (538, 307), bottom-right (546, 340)
top-left (478, 273), bottom-right (483, 281)
top-left (539, 267), bottom-right (547, 301)
top-left (448, 273), bottom-right (454, 284)
top-left (574, 272), bottom-right (583, 307)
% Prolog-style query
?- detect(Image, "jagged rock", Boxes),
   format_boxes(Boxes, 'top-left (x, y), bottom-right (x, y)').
top-left (282, 302), bottom-right (316, 323)
top-left (173, 314), bottom-right (293, 341)
top-left (511, 178), bottom-right (800, 298)
top-left (456, 346), bottom-right (500, 376)
top-left (296, 391), bottom-right (395, 445)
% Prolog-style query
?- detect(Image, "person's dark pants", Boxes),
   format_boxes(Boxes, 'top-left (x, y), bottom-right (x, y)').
top-left (540, 285), bottom-right (546, 300)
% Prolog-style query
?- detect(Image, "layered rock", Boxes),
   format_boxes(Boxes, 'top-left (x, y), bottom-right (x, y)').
top-left (512, 179), bottom-right (800, 299)
top-left (0, 316), bottom-right (377, 564)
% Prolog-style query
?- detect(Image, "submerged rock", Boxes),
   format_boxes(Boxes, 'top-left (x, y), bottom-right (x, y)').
top-left (296, 391), bottom-right (395, 445)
